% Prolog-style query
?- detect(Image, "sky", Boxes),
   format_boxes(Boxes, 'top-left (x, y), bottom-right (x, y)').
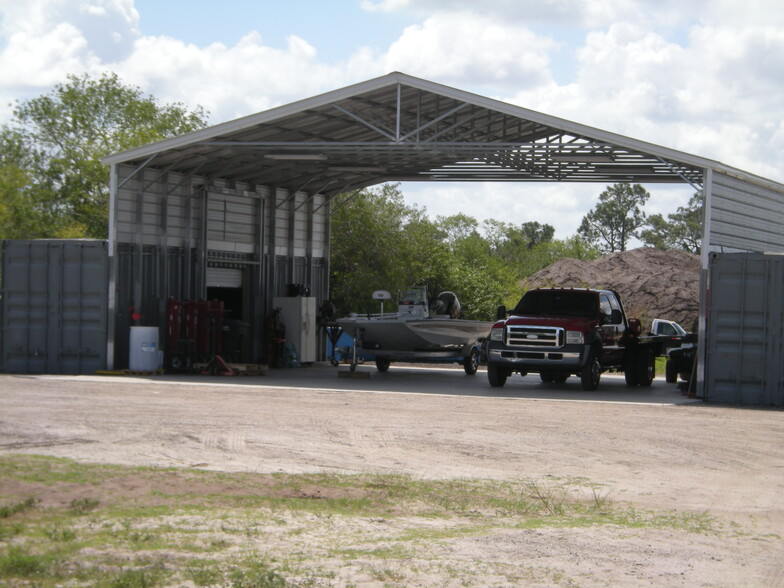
top-left (1, 0), bottom-right (783, 239)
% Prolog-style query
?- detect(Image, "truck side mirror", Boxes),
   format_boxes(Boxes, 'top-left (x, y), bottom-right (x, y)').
top-left (496, 305), bottom-right (507, 320)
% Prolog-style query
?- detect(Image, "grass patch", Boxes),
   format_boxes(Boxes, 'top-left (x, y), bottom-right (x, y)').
top-left (0, 454), bottom-right (728, 587)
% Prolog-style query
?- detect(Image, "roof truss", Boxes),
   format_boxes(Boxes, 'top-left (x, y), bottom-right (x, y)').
top-left (105, 73), bottom-right (709, 197)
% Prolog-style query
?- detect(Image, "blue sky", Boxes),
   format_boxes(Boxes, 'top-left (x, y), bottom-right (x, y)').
top-left (1, 0), bottom-right (783, 238)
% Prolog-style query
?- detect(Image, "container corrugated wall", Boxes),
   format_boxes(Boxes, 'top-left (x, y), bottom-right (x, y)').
top-left (1, 240), bottom-right (108, 374)
top-left (706, 252), bottom-right (784, 406)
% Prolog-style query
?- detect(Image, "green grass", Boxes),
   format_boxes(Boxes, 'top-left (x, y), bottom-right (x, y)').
top-left (0, 454), bottom-right (729, 587)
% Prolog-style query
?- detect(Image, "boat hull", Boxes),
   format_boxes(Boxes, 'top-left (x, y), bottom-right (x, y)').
top-left (336, 316), bottom-right (492, 354)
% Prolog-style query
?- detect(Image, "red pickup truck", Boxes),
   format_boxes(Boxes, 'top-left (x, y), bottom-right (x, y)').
top-left (486, 288), bottom-right (679, 391)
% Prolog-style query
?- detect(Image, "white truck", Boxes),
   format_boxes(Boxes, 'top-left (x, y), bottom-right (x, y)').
top-left (650, 318), bottom-right (697, 384)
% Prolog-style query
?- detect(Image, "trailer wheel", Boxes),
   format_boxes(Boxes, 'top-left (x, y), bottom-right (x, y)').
top-left (580, 350), bottom-right (601, 391)
top-left (375, 358), bottom-right (391, 372)
top-left (540, 371), bottom-right (554, 383)
top-left (487, 364), bottom-right (508, 387)
top-left (463, 348), bottom-right (480, 375)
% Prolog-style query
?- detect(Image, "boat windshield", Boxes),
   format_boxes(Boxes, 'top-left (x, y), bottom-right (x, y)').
top-left (512, 290), bottom-right (597, 318)
top-left (399, 288), bottom-right (427, 305)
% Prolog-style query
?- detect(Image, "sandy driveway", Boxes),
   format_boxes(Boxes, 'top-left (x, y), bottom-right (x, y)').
top-left (1, 366), bottom-right (783, 585)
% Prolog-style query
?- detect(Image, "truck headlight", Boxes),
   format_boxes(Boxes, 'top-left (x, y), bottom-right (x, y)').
top-left (566, 330), bottom-right (583, 344)
top-left (490, 327), bottom-right (504, 341)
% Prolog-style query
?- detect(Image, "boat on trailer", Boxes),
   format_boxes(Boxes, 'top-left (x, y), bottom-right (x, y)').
top-left (336, 287), bottom-right (493, 374)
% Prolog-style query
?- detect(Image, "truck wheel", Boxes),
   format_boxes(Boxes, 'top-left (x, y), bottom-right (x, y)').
top-left (540, 371), bottom-right (554, 383)
top-left (463, 348), bottom-right (479, 375)
top-left (375, 358), bottom-right (391, 372)
top-left (665, 359), bottom-right (678, 383)
top-left (553, 373), bottom-right (569, 383)
top-left (624, 359), bottom-right (639, 386)
top-left (487, 364), bottom-right (508, 387)
top-left (637, 349), bottom-right (655, 387)
top-left (580, 350), bottom-right (601, 391)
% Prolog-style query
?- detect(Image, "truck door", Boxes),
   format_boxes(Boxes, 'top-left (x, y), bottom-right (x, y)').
top-left (599, 293), bottom-right (624, 365)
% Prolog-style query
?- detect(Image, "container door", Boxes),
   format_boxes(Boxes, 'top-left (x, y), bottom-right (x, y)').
top-left (1, 240), bottom-right (108, 374)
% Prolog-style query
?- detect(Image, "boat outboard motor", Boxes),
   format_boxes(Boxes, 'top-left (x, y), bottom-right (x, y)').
top-left (435, 291), bottom-right (461, 319)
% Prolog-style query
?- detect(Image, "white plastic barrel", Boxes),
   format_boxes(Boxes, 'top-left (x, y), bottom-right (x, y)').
top-left (129, 326), bottom-right (161, 371)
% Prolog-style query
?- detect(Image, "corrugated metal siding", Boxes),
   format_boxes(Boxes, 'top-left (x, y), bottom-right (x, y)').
top-left (111, 164), bottom-right (331, 365)
top-left (705, 252), bottom-right (784, 406)
top-left (709, 171), bottom-right (784, 253)
top-left (1, 240), bottom-right (108, 374)
top-left (113, 244), bottom-right (189, 369)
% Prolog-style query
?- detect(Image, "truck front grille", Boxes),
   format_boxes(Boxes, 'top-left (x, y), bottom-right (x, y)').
top-left (506, 325), bottom-right (564, 348)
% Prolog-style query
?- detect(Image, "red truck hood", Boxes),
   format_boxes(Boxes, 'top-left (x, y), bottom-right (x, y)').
top-left (500, 315), bottom-right (599, 330)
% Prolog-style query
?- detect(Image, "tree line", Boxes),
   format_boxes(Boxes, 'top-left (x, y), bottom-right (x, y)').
top-left (0, 73), bottom-right (703, 320)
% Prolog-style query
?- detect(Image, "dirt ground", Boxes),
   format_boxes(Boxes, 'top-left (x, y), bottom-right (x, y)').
top-left (1, 367), bottom-right (783, 586)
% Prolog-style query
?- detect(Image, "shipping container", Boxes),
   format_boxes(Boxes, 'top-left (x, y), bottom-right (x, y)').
top-left (1, 240), bottom-right (108, 374)
top-left (705, 252), bottom-right (784, 406)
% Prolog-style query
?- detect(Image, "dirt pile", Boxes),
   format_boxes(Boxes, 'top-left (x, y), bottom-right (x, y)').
top-left (523, 247), bottom-right (700, 332)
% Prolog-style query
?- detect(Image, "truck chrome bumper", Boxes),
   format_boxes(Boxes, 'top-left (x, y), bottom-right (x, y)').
top-left (487, 343), bottom-right (588, 369)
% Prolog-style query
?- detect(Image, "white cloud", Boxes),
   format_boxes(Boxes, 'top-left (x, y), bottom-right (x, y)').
top-left (379, 13), bottom-right (556, 91)
top-left (116, 31), bottom-right (350, 122)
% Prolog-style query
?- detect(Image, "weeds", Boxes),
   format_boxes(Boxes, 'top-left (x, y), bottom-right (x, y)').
top-left (70, 497), bottom-right (100, 514)
top-left (0, 497), bottom-right (39, 518)
top-left (0, 454), bottom-right (729, 587)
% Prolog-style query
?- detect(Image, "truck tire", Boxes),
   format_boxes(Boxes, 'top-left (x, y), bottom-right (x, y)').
top-left (540, 371), bottom-right (554, 383)
top-left (580, 350), bottom-right (601, 391)
top-left (637, 349), bottom-right (655, 387)
top-left (624, 356), bottom-right (639, 386)
top-left (487, 364), bottom-right (508, 387)
top-left (665, 359), bottom-right (678, 383)
top-left (375, 358), bottom-right (391, 372)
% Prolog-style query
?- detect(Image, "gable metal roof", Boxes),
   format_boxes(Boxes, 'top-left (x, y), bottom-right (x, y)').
top-left (104, 71), bottom-right (766, 197)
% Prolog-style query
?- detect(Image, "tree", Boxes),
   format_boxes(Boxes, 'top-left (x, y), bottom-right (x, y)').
top-left (578, 183), bottom-right (650, 253)
top-left (1, 72), bottom-right (209, 238)
top-left (329, 184), bottom-right (450, 315)
top-left (639, 192), bottom-right (703, 254)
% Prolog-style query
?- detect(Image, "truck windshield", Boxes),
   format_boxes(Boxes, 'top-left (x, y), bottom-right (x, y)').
top-left (512, 290), bottom-right (597, 318)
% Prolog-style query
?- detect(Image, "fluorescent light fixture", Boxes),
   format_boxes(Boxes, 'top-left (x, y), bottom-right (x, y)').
top-left (550, 154), bottom-right (615, 163)
top-left (597, 166), bottom-right (655, 174)
top-left (265, 153), bottom-right (327, 161)
top-left (328, 166), bottom-right (386, 172)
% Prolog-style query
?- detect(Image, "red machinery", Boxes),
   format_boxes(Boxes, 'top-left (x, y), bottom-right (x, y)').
top-left (165, 298), bottom-right (224, 370)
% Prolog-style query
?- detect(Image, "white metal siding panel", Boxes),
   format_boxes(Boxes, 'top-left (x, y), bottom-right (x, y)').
top-left (115, 166), bottom-right (269, 252)
top-left (206, 193), bottom-right (258, 244)
top-left (709, 172), bottom-right (784, 252)
top-left (312, 194), bottom-right (327, 258)
top-left (274, 190), bottom-right (290, 253)
top-left (293, 192), bottom-right (308, 257)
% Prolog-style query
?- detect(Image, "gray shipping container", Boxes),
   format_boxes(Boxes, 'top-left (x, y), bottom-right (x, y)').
top-left (1, 240), bottom-right (108, 374)
top-left (706, 252), bottom-right (784, 406)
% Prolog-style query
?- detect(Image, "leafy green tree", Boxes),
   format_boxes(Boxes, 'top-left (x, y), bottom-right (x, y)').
top-left (434, 214), bottom-right (517, 320)
top-left (329, 186), bottom-right (517, 320)
top-left (329, 184), bottom-right (450, 315)
top-left (578, 183), bottom-right (650, 253)
top-left (639, 192), bottom-right (703, 253)
top-left (1, 72), bottom-right (209, 238)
